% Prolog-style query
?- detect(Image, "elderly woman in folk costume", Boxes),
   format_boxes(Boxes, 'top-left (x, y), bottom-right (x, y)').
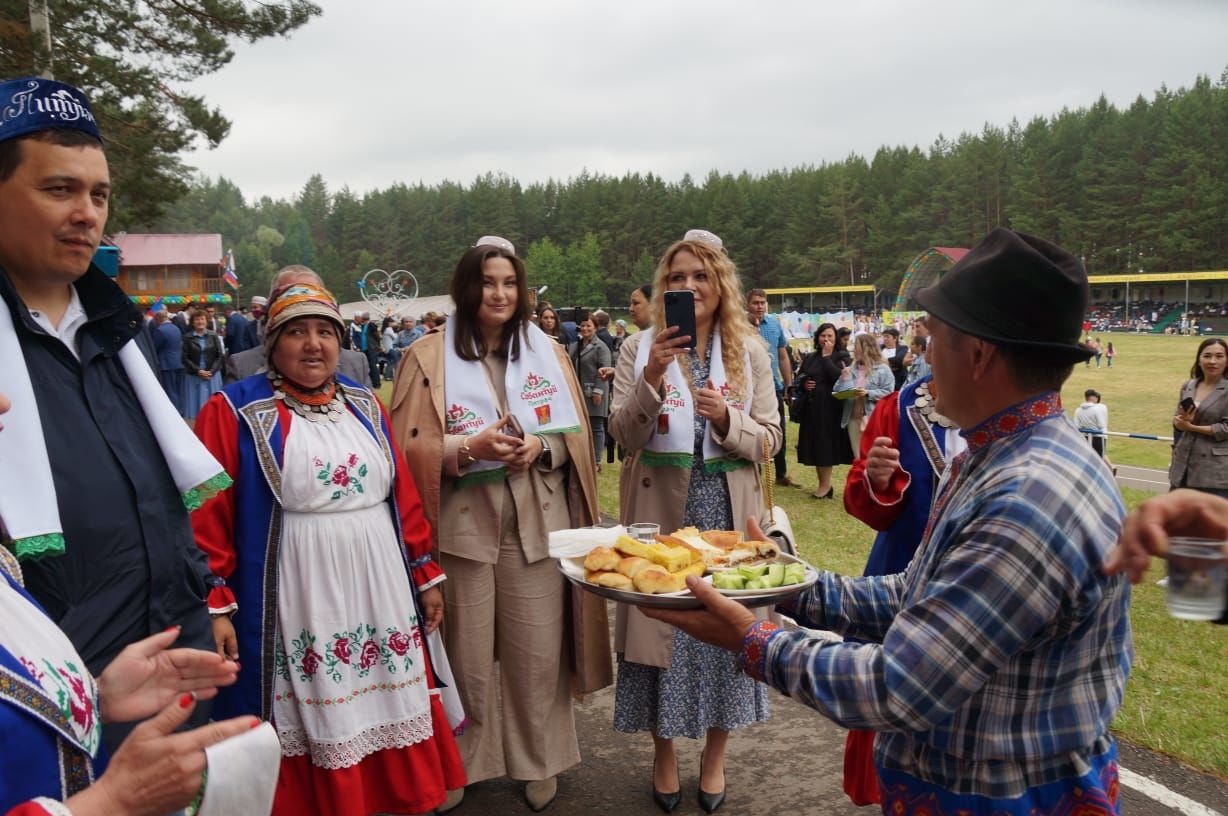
top-left (389, 237), bottom-right (607, 814)
top-left (190, 284), bottom-right (465, 816)
top-left (609, 230), bottom-right (781, 814)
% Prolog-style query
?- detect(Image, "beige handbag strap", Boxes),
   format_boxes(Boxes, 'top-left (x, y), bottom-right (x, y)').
top-left (762, 434), bottom-right (775, 525)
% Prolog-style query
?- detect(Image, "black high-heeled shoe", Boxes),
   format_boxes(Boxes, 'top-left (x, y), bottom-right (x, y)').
top-left (652, 757), bottom-right (681, 813)
top-left (697, 749), bottom-right (726, 813)
top-left (810, 487), bottom-right (834, 500)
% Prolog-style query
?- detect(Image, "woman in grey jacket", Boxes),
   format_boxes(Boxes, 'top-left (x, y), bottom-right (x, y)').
top-left (1170, 337), bottom-right (1228, 496)
top-left (569, 313), bottom-right (612, 467)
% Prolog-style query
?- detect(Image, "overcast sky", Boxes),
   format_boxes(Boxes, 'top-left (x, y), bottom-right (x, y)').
top-left (187, 0), bottom-right (1228, 202)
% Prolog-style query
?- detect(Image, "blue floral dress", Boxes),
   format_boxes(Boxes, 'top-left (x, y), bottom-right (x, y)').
top-left (613, 344), bottom-right (770, 739)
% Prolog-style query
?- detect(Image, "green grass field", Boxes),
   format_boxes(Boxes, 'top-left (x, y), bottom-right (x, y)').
top-left (382, 332), bottom-right (1228, 778)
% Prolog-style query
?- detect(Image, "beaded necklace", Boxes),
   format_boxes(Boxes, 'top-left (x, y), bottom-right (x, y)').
top-left (269, 368), bottom-right (345, 423)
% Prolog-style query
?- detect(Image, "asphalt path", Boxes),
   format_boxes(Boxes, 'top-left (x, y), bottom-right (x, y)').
top-left (1116, 464), bottom-right (1171, 494)
top-left (443, 615), bottom-right (1228, 816)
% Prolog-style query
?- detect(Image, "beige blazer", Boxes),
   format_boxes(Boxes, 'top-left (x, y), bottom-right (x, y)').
top-left (608, 330), bottom-right (782, 667)
top-left (389, 330), bottom-right (612, 692)
top-left (1169, 378), bottom-right (1228, 490)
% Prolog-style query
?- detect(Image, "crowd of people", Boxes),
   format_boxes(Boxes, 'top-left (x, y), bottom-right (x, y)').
top-left (2, 77), bottom-right (1227, 816)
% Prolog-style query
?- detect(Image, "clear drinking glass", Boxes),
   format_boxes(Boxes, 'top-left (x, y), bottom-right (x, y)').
top-left (1166, 537), bottom-right (1227, 621)
top-left (628, 523), bottom-right (660, 543)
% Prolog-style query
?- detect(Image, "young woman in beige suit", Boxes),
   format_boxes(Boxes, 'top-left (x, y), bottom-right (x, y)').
top-left (389, 237), bottom-right (606, 813)
top-left (609, 230), bottom-right (781, 814)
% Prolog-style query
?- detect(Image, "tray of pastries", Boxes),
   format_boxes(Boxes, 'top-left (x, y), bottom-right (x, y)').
top-left (558, 529), bottom-right (819, 609)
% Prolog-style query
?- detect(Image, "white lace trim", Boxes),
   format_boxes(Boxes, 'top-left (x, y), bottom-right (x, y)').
top-left (278, 710), bottom-right (436, 770)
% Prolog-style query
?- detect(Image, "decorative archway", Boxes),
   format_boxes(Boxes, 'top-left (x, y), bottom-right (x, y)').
top-left (893, 247), bottom-right (969, 310)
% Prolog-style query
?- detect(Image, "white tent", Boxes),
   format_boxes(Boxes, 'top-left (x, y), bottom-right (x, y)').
top-left (338, 294), bottom-right (454, 321)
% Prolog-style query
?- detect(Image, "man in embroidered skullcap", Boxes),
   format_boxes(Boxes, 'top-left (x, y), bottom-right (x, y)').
top-left (650, 229), bottom-right (1132, 815)
top-left (0, 77), bottom-right (228, 751)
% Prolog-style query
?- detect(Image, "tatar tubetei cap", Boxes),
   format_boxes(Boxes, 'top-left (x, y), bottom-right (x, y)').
top-left (914, 227), bottom-right (1094, 364)
top-left (0, 78), bottom-right (101, 144)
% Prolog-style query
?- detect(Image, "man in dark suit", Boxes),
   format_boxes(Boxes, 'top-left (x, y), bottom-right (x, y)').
top-left (225, 265), bottom-right (372, 387)
top-left (223, 304), bottom-right (251, 355)
top-left (348, 311), bottom-right (381, 388)
top-left (152, 309), bottom-right (186, 415)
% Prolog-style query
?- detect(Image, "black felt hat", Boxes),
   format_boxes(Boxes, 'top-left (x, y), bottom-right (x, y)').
top-left (914, 228), bottom-right (1094, 364)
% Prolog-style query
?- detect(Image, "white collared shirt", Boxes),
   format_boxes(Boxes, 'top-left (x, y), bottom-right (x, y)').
top-left (28, 286), bottom-right (87, 361)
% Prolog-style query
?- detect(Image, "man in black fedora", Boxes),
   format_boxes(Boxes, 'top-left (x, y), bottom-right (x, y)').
top-left (647, 228), bottom-right (1133, 814)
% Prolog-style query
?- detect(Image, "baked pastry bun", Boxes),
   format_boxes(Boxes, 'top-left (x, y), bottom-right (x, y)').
top-left (633, 566), bottom-right (677, 594)
top-left (701, 530), bottom-right (740, 550)
top-left (586, 570), bottom-right (633, 590)
top-left (616, 556), bottom-right (654, 578)
top-left (583, 546), bottom-right (621, 572)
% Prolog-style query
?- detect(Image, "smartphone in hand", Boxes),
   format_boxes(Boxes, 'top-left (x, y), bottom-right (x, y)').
top-left (663, 290), bottom-right (696, 349)
top-left (1179, 396), bottom-right (1196, 414)
top-left (503, 413), bottom-right (525, 440)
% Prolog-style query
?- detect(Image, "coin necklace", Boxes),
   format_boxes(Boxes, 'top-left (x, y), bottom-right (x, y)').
top-left (269, 369), bottom-right (346, 423)
top-left (912, 381), bottom-right (955, 429)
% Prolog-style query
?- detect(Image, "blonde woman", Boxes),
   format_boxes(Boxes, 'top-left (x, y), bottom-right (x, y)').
top-left (841, 333), bottom-right (895, 454)
top-left (609, 229), bottom-right (780, 814)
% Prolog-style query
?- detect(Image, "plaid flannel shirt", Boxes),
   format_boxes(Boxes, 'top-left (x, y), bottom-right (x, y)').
top-left (742, 392), bottom-right (1133, 798)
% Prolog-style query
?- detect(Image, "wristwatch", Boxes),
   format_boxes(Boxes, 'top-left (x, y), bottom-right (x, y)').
top-left (536, 435), bottom-right (553, 470)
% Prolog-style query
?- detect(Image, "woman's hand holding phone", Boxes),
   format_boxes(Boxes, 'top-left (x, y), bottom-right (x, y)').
top-left (645, 326), bottom-right (692, 391)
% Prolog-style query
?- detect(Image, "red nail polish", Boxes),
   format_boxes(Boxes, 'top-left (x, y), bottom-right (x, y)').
top-left (250, 719), bottom-right (262, 729)
top-left (178, 692), bottom-right (194, 709)
top-left (164, 625), bottom-right (180, 632)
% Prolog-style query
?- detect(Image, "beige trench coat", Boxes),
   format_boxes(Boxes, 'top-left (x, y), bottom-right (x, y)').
top-left (609, 330), bottom-right (782, 668)
top-left (388, 330), bottom-right (612, 693)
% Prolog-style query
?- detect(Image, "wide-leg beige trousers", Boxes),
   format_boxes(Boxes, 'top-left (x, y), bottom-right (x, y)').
top-left (440, 535), bottom-right (579, 784)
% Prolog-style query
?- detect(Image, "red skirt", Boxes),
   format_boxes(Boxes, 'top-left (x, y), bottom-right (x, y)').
top-left (843, 729), bottom-right (881, 807)
top-left (274, 691), bottom-right (466, 816)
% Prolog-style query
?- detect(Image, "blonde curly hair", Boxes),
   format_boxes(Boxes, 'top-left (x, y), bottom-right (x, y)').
top-left (651, 238), bottom-right (755, 399)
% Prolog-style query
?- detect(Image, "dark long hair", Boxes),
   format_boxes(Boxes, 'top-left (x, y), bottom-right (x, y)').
top-left (813, 322), bottom-right (837, 354)
top-left (449, 244), bottom-right (532, 361)
top-left (1191, 337), bottom-right (1228, 381)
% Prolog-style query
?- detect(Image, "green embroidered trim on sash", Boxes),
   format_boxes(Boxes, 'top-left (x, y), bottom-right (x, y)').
top-left (703, 457), bottom-right (752, 474)
top-left (639, 450), bottom-right (693, 469)
top-left (12, 533), bottom-right (66, 561)
top-left (456, 466), bottom-right (508, 489)
top-left (539, 425), bottom-right (581, 435)
top-left (182, 472), bottom-right (234, 512)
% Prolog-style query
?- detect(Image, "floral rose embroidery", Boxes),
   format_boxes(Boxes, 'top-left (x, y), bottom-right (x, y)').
top-left (359, 639), bottom-right (381, 669)
top-left (61, 670), bottom-right (95, 732)
top-left (332, 637), bottom-right (351, 664)
top-left (317, 455), bottom-right (365, 499)
top-left (387, 630), bottom-right (411, 656)
top-left (301, 648), bottom-right (322, 677)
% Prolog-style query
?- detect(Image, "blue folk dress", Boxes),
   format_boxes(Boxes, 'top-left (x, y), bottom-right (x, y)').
top-left (612, 345), bottom-right (770, 739)
top-left (182, 332), bottom-right (222, 419)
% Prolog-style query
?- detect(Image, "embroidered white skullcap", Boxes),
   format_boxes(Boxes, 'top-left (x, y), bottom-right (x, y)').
top-left (683, 229), bottom-right (724, 250)
top-left (475, 235), bottom-right (516, 255)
